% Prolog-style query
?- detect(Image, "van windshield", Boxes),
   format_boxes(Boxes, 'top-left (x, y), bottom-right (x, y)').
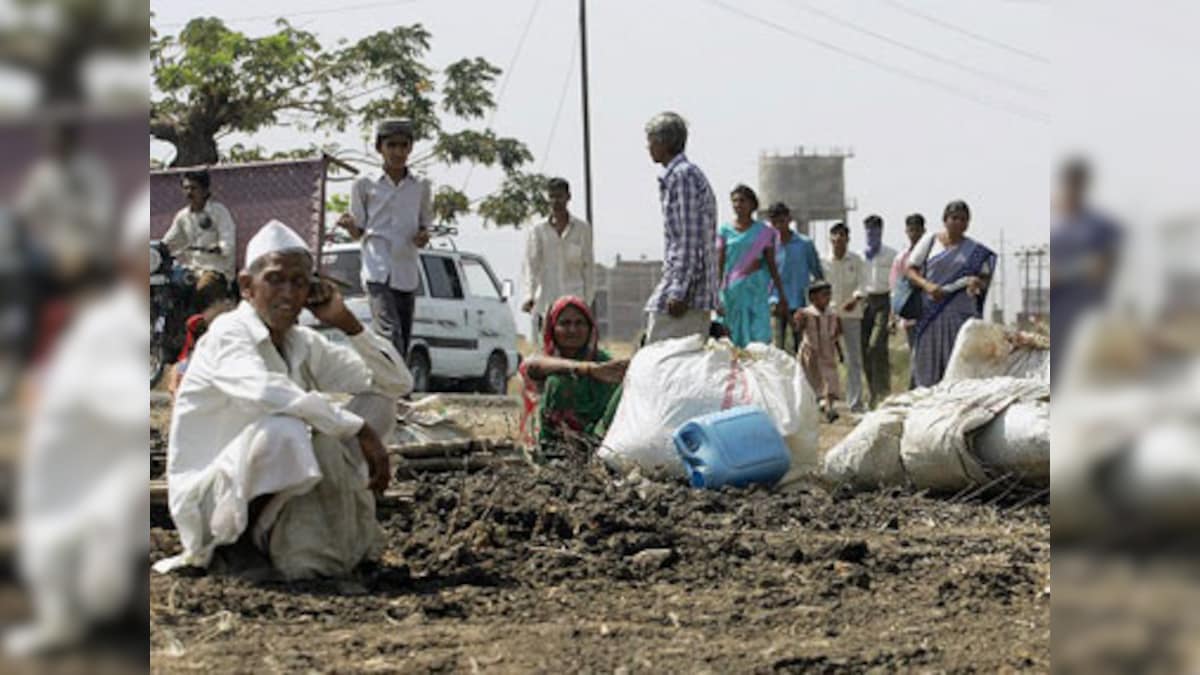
top-left (320, 249), bottom-right (364, 297)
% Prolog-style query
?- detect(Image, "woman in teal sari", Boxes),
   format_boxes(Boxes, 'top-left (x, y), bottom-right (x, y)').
top-left (519, 296), bottom-right (629, 454)
top-left (717, 184), bottom-right (788, 347)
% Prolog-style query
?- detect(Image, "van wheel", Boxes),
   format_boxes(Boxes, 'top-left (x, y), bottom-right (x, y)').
top-left (408, 349), bottom-right (431, 393)
top-left (478, 352), bottom-right (508, 394)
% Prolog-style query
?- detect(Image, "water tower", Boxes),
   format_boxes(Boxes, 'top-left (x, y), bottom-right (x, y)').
top-left (758, 148), bottom-right (855, 244)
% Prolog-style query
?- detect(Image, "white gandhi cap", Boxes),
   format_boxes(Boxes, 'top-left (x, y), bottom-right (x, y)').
top-left (243, 219), bottom-right (310, 270)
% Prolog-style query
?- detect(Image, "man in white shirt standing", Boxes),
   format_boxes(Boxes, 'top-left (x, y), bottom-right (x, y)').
top-left (162, 169), bottom-right (238, 309)
top-left (823, 222), bottom-right (868, 413)
top-left (154, 220), bottom-right (412, 581)
top-left (861, 214), bottom-right (898, 409)
top-left (520, 177), bottom-right (594, 338)
top-left (337, 118), bottom-right (433, 364)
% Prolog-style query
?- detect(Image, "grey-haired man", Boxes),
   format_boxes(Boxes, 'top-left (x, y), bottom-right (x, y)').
top-left (643, 111), bottom-right (718, 343)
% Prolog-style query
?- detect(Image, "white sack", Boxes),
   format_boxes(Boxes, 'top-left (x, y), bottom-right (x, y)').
top-left (820, 388), bottom-right (934, 490)
top-left (901, 377), bottom-right (1049, 491)
top-left (941, 319), bottom-right (1049, 385)
top-left (598, 336), bottom-right (819, 483)
top-left (973, 399), bottom-right (1050, 487)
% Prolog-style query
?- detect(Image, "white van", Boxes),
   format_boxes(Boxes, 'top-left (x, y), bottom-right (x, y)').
top-left (302, 242), bottom-right (520, 394)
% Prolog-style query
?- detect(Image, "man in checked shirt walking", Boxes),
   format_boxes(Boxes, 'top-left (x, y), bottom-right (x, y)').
top-left (643, 111), bottom-right (719, 344)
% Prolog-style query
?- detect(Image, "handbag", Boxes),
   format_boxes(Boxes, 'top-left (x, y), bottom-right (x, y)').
top-left (892, 275), bottom-right (922, 320)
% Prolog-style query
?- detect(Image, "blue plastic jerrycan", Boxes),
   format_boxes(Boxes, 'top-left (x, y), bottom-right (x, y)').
top-left (672, 405), bottom-right (791, 489)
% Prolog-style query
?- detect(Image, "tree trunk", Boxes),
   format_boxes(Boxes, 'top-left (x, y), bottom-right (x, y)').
top-left (169, 131), bottom-right (220, 168)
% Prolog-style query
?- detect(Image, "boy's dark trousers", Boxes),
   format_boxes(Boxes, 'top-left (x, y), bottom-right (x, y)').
top-left (366, 282), bottom-right (416, 364)
top-left (861, 292), bottom-right (892, 408)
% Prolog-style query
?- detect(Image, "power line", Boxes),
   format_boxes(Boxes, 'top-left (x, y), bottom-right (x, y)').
top-left (786, 0), bottom-right (1045, 97)
top-left (462, 0), bottom-right (543, 193)
top-left (540, 30), bottom-right (579, 173)
top-left (489, 0), bottom-right (543, 126)
top-left (156, 1), bottom-right (419, 30)
top-left (880, 0), bottom-right (1049, 64)
top-left (702, 0), bottom-right (1048, 124)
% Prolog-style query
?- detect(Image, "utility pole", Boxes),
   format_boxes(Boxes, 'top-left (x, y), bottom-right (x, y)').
top-left (579, 0), bottom-right (594, 226)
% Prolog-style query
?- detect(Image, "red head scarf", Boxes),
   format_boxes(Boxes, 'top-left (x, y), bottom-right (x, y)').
top-left (519, 296), bottom-right (598, 444)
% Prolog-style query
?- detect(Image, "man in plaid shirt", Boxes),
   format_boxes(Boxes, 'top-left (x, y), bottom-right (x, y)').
top-left (643, 111), bottom-right (718, 343)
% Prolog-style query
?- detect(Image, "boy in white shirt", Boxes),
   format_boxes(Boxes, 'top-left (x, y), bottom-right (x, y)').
top-left (337, 118), bottom-right (433, 364)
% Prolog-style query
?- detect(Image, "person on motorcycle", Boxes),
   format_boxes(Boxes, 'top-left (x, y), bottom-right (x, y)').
top-left (161, 169), bottom-right (237, 311)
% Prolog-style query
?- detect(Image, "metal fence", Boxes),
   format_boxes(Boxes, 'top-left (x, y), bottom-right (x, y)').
top-left (150, 156), bottom-right (339, 272)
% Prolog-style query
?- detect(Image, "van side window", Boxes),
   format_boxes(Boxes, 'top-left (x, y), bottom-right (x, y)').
top-left (320, 250), bottom-right (364, 297)
top-left (460, 258), bottom-right (502, 300)
top-left (422, 256), bottom-right (463, 299)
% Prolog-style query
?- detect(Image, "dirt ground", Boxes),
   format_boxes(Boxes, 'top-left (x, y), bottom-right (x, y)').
top-left (148, 344), bottom-right (1050, 673)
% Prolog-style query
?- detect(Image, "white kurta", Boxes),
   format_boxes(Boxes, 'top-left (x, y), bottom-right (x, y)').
top-left (154, 301), bottom-right (412, 573)
top-left (12, 285), bottom-right (148, 653)
top-left (162, 200), bottom-right (238, 279)
top-left (520, 215), bottom-right (595, 318)
top-left (823, 251), bottom-right (868, 320)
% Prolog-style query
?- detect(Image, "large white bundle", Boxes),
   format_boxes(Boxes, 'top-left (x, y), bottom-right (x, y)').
top-left (973, 399), bottom-right (1050, 487)
top-left (820, 388), bottom-right (933, 491)
top-left (822, 377), bottom-right (1050, 493)
top-left (901, 377), bottom-right (1049, 491)
top-left (820, 408), bottom-right (907, 490)
top-left (942, 319), bottom-right (1049, 385)
top-left (598, 336), bottom-right (819, 483)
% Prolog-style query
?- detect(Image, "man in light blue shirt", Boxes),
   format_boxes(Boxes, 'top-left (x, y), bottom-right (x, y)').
top-left (765, 201), bottom-right (823, 352)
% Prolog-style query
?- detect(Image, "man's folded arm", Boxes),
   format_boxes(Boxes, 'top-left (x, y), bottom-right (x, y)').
top-left (201, 335), bottom-right (364, 438)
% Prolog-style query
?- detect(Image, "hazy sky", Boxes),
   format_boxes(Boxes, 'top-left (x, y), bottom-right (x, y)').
top-left (151, 0), bottom-right (1053, 335)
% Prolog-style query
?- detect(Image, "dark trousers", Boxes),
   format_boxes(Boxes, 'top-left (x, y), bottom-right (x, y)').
top-left (772, 313), bottom-right (802, 354)
top-left (904, 324), bottom-right (917, 390)
top-left (366, 282), bottom-right (416, 364)
top-left (861, 292), bottom-right (892, 407)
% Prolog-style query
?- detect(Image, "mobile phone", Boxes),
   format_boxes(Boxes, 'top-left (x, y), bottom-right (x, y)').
top-left (306, 274), bottom-right (332, 308)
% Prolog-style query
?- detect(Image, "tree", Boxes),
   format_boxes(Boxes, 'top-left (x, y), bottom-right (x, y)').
top-left (0, 0), bottom-right (149, 103)
top-left (151, 16), bottom-right (550, 227)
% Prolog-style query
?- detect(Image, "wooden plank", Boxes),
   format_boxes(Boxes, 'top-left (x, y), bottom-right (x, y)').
top-left (150, 479), bottom-right (415, 505)
top-left (388, 435), bottom-right (514, 459)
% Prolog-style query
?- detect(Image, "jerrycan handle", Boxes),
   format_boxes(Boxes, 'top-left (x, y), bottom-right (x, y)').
top-left (674, 424), bottom-right (705, 463)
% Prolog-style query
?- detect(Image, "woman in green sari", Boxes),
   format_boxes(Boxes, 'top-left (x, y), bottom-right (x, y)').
top-left (520, 296), bottom-right (629, 453)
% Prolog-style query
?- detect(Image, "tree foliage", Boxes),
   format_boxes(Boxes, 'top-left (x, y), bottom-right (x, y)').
top-left (0, 0), bottom-right (148, 103)
top-left (151, 16), bottom-right (551, 227)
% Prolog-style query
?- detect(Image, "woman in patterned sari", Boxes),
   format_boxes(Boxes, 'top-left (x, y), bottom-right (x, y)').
top-left (716, 184), bottom-right (787, 347)
top-left (519, 296), bottom-right (629, 455)
top-left (906, 200), bottom-right (997, 387)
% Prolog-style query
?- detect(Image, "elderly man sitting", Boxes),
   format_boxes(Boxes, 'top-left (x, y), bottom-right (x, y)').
top-left (154, 220), bottom-right (412, 580)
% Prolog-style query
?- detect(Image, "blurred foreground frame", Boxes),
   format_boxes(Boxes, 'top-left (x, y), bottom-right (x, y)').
top-left (1051, 201), bottom-right (1200, 672)
top-left (0, 0), bottom-right (151, 670)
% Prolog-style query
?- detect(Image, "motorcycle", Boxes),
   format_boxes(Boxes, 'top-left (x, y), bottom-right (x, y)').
top-left (149, 240), bottom-right (193, 389)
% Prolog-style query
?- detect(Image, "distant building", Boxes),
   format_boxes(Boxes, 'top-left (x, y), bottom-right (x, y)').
top-left (757, 148), bottom-right (855, 244)
top-left (593, 256), bottom-right (663, 342)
